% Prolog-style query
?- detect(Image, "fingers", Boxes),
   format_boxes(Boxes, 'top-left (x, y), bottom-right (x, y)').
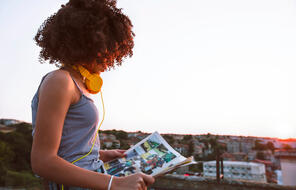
top-left (135, 174), bottom-right (147, 190)
top-left (124, 173), bottom-right (154, 190)
top-left (110, 149), bottom-right (125, 157)
top-left (116, 149), bottom-right (126, 157)
top-left (116, 149), bottom-right (126, 153)
top-left (139, 177), bottom-right (146, 190)
top-left (116, 149), bottom-right (126, 155)
top-left (140, 173), bottom-right (155, 186)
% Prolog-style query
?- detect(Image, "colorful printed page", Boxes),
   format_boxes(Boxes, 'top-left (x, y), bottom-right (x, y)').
top-left (104, 131), bottom-right (193, 177)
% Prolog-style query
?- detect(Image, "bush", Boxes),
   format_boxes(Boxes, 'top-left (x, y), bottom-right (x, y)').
top-left (4, 170), bottom-right (41, 187)
top-left (0, 122), bottom-right (42, 187)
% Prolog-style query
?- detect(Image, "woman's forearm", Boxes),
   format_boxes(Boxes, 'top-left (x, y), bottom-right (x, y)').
top-left (99, 149), bottom-right (126, 163)
top-left (31, 153), bottom-right (111, 189)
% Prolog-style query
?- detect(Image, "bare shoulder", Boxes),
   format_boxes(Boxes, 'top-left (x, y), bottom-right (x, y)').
top-left (39, 69), bottom-right (76, 102)
top-left (44, 69), bottom-right (72, 85)
top-left (41, 70), bottom-right (74, 91)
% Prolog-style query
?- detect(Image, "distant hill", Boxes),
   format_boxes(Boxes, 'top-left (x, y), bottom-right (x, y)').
top-left (0, 121), bottom-right (41, 187)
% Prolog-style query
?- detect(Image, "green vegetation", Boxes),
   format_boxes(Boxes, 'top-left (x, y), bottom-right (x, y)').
top-left (0, 122), bottom-right (42, 187)
top-left (282, 143), bottom-right (292, 150)
top-left (102, 129), bottom-right (128, 140)
top-left (189, 162), bottom-right (203, 173)
top-left (182, 135), bottom-right (192, 142)
top-left (187, 141), bottom-right (194, 157)
top-left (101, 130), bottom-right (130, 150)
top-left (163, 134), bottom-right (175, 145)
top-left (256, 151), bottom-right (265, 160)
top-left (253, 140), bottom-right (276, 154)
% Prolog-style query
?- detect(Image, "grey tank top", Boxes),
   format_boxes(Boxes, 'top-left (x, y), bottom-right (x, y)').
top-left (31, 71), bottom-right (103, 171)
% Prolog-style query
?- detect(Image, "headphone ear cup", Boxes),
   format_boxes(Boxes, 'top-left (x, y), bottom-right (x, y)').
top-left (85, 73), bottom-right (103, 94)
top-left (74, 65), bottom-right (103, 94)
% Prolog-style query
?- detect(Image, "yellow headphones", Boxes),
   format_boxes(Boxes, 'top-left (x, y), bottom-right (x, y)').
top-left (72, 65), bottom-right (103, 94)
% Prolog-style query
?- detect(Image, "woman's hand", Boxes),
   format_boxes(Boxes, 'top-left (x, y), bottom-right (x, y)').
top-left (112, 173), bottom-right (155, 190)
top-left (99, 149), bottom-right (126, 162)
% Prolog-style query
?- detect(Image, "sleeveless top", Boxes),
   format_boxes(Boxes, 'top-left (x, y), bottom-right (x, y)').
top-left (31, 71), bottom-right (103, 171)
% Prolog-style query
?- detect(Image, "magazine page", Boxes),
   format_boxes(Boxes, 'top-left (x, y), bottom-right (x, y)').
top-left (103, 131), bottom-right (189, 177)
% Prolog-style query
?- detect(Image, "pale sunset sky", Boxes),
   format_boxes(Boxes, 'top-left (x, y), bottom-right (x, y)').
top-left (1, 0), bottom-right (296, 139)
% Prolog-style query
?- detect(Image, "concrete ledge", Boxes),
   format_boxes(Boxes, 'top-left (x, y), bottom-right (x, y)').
top-left (149, 174), bottom-right (296, 190)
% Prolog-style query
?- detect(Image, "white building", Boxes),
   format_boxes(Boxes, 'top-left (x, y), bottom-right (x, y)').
top-left (203, 161), bottom-right (266, 183)
top-left (275, 150), bottom-right (296, 186)
top-left (0, 119), bottom-right (21, 126)
top-left (274, 170), bottom-right (282, 185)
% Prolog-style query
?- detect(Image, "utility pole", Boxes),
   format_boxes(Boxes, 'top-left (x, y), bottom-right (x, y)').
top-left (216, 147), bottom-right (220, 183)
top-left (220, 157), bottom-right (224, 179)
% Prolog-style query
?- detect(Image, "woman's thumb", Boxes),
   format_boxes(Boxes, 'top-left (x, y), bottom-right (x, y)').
top-left (141, 173), bottom-right (155, 186)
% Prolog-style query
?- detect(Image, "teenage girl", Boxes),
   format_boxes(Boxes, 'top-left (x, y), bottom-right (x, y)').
top-left (30, 0), bottom-right (155, 189)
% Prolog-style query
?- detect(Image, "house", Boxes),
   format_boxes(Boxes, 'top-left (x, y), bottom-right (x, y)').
top-left (227, 140), bottom-right (241, 153)
top-left (173, 144), bottom-right (189, 155)
top-left (102, 139), bottom-right (120, 149)
top-left (247, 151), bottom-right (257, 161)
top-left (222, 152), bottom-right (236, 161)
top-left (173, 135), bottom-right (184, 141)
top-left (100, 133), bottom-right (116, 141)
top-left (0, 119), bottom-right (21, 126)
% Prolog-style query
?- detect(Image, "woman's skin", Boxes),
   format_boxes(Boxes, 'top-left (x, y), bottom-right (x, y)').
top-left (31, 63), bottom-right (155, 190)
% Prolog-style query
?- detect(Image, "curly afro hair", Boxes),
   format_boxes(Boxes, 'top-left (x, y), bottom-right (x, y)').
top-left (34, 0), bottom-right (135, 71)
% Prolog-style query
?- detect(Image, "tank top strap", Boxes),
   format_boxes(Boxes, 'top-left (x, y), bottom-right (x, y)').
top-left (68, 74), bottom-right (83, 95)
top-left (36, 70), bottom-right (85, 99)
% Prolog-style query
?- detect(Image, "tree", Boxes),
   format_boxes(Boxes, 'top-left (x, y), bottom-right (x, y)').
top-left (189, 162), bottom-right (203, 173)
top-left (183, 135), bottom-right (192, 141)
top-left (282, 144), bottom-right (292, 150)
top-left (266, 142), bottom-right (275, 153)
top-left (256, 151), bottom-right (265, 160)
top-left (163, 135), bottom-right (175, 145)
top-left (0, 122), bottom-right (41, 187)
top-left (120, 141), bottom-right (130, 150)
top-left (253, 140), bottom-right (267, 150)
top-left (116, 130), bottom-right (128, 140)
top-left (209, 138), bottom-right (217, 148)
top-left (187, 141), bottom-right (194, 157)
top-left (206, 133), bottom-right (211, 138)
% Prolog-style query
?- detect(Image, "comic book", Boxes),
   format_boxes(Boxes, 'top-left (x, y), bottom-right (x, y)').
top-left (103, 131), bottom-right (195, 177)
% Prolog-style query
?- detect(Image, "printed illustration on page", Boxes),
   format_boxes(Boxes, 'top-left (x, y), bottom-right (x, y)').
top-left (104, 131), bottom-right (193, 177)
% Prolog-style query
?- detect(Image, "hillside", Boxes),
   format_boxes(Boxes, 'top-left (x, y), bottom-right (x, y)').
top-left (0, 121), bottom-right (41, 187)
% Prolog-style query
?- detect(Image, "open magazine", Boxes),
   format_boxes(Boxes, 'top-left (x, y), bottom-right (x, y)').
top-left (103, 131), bottom-right (195, 178)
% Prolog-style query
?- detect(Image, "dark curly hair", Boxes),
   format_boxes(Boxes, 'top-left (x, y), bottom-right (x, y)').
top-left (34, 0), bottom-right (134, 71)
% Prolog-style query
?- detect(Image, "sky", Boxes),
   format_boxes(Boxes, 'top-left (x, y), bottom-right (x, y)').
top-left (1, 0), bottom-right (296, 139)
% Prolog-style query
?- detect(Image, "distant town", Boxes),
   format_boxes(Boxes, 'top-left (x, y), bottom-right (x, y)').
top-left (1, 118), bottom-right (295, 187)
top-left (97, 125), bottom-right (296, 186)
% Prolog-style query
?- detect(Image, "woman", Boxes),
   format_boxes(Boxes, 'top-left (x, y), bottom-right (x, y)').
top-left (31, 0), bottom-right (155, 189)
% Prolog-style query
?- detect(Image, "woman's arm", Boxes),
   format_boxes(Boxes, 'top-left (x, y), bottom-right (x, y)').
top-left (31, 70), bottom-right (154, 189)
